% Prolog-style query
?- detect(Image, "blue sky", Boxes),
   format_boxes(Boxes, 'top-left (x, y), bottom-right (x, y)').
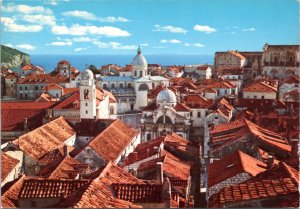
top-left (1, 0), bottom-right (298, 55)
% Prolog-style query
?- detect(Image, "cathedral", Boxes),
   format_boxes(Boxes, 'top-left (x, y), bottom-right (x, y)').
top-left (98, 47), bottom-right (169, 113)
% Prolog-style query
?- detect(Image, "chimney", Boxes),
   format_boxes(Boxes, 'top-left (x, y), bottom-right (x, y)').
top-left (162, 177), bottom-right (171, 207)
top-left (156, 162), bottom-right (164, 184)
top-left (23, 118), bottom-right (28, 132)
top-left (63, 144), bottom-right (68, 157)
top-left (267, 154), bottom-right (274, 169)
top-left (153, 146), bottom-right (159, 157)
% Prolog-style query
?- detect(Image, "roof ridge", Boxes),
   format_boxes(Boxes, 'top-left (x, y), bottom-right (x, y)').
top-left (280, 162), bottom-right (299, 185)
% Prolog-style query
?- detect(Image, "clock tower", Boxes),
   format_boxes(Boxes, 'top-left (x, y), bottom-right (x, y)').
top-left (80, 69), bottom-right (96, 119)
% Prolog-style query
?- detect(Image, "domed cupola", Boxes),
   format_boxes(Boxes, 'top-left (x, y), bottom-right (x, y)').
top-left (132, 46), bottom-right (148, 78)
top-left (156, 87), bottom-right (177, 106)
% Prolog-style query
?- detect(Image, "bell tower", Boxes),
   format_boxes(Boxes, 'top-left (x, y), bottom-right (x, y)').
top-left (80, 69), bottom-right (96, 119)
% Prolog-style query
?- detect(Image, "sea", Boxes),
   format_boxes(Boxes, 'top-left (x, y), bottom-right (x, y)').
top-left (30, 54), bottom-right (214, 73)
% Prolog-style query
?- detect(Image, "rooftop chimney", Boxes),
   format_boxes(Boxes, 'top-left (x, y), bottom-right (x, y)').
top-left (63, 144), bottom-right (68, 157)
top-left (23, 118), bottom-right (28, 132)
top-left (267, 154), bottom-right (274, 169)
top-left (156, 162), bottom-right (164, 184)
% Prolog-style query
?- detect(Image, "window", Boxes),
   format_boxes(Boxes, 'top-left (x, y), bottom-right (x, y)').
top-left (130, 103), bottom-right (134, 111)
top-left (140, 71), bottom-right (143, 77)
top-left (11, 79), bottom-right (13, 82)
top-left (86, 110), bottom-right (88, 114)
top-left (295, 84), bottom-right (298, 87)
top-left (34, 86), bottom-right (38, 90)
top-left (261, 96), bottom-right (264, 99)
top-left (215, 116), bottom-right (218, 120)
top-left (25, 86), bottom-right (27, 90)
top-left (20, 86), bottom-right (22, 90)
top-left (254, 95), bottom-right (257, 99)
top-left (152, 83), bottom-right (155, 88)
top-left (111, 83), bottom-right (115, 88)
top-left (134, 71), bottom-right (137, 77)
top-left (86, 103), bottom-right (88, 107)
top-left (110, 107), bottom-right (114, 114)
top-left (128, 83), bottom-right (132, 88)
top-left (119, 83), bottom-right (124, 88)
top-left (147, 133), bottom-right (151, 141)
top-left (103, 83), bottom-right (107, 88)
top-left (224, 90), bottom-right (227, 94)
top-left (56, 93), bottom-right (59, 98)
top-left (197, 112), bottom-right (201, 118)
top-left (190, 112), bottom-right (193, 117)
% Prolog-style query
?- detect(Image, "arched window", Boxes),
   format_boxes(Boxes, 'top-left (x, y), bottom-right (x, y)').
top-left (128, 83), bottom-right (132, 88)
top-left (134, 71), bottom-right (137, 77)
top-left (103, 83), bottom-right (107, 89)
top-left (157, 115), bottom-right (172, 124)
top-left (110, 106), bottom-right (114, 114)
top-left (111, 83), bottom-right (115, 89)
top-left (119, 83), bottom-right (124, 88)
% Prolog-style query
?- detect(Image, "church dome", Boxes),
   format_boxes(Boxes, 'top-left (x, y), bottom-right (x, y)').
top-left (156, 88), bottom-right (177, 106)
top-left (131, 46), bottom-right (147, 67)
top-left (81, 69), bottom-right (94, 80)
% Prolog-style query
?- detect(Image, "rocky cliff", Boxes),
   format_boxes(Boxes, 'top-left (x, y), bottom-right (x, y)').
top-left (1, 45), bottom-right (31, 68)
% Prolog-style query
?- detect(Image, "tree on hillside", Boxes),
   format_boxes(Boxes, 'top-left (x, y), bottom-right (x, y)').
top-left (88, 64), bottom-right (100, 74)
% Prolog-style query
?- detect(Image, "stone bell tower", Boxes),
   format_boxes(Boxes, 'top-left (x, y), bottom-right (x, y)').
top-left (80, 69), bottom-right (96, 119)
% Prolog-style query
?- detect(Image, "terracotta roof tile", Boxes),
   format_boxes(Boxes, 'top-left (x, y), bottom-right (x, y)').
top-left (209, 178), bottom-right (298, 207)
top-left (184, 94), bottom-right (212, 109)
top-left (61, 162), bottom-right (144, 208)
top-left (174, 102), bottom-right (190, 112)
top-left (18, 74), bottom-right (70, 84)
top-left (62, 87), bottom-right (79, 96)
top-left (208, 150), bottom-right (267, 187)
top-left (1, 175), bottom-right (25, 208)
top-left (34, 92), bottom-right (54, 102)
top-left (5, 74), bottom-right (17, 79)
top-left (21, 64), bottom-right (33, 71)
top-left (281, 75), bottom-right (300, 85)
top-left (18, 178), bottom-right (90, 198)
top-left (112, 183), bottom-right (162, 203)
top-left (1, 101), bottom-right (57, 132)
top-left (13, 117), bottom-right (75, 161)
top-left (1, 153), bottom-right (20, 182)
top-left (138, 151), bottom-right (191, 181)
top-left (88, 119), bottom-right (138, 162)
top-left (243, 81), bottom-right (278, 92)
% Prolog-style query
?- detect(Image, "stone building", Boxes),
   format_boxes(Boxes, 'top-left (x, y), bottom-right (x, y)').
top-left (4, 73), bottom-right (18, 98)
top-left (243, 80), bottom-right (278, 99)
top-left (261, 44), bottom-right (300, 79)
top-left (141, 87), bottom-right (191, 140)
top-left (214, 50), bottom-right (247, 77)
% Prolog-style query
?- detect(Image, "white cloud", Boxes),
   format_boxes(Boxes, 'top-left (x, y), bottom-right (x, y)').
top-left (193, 25), bottom-right (217, 33)
top-left (51, 24), bottom-right (131, 37)
top-left (23, 15), bottom-right (56, 26)
top-left (74, 47), bottom-right (87, 52)
top-left (93, 41), bottom-right (136, 50)
top-left (72, 37), bottom-right (98, 42)
top-left (153, 46), bottom-right (168, 49)
top-left (98, 16), bottom-right (129, 23)
top-left (16, 44), bottom-right (35, 50)
top-left (160, 39), bottom-right (181, 44)
top-left (62, 10), bottom-right (97, 20)
top-left (154, 24), bottom-right (187, 34)
top-left (1, 17), bottom-right (43, 32)
top-left (184, 43), bottom-right (204, 47)
top-left (2, 4), bottom-right (53, 14)
top-left (242, 27), bottom-right (256, 32)
top-left (140, 43), bottom-right (149, 47)
top-left (62, 10), bottom-right (129, 22)
top-left (47, 41), bottom-right (72, 46)
top-left (44, 0), bottom-right (58, 6)
top-left (3, 43), bottom-right (14, 48)
top-left (57, 37), bottom-right (72, 42)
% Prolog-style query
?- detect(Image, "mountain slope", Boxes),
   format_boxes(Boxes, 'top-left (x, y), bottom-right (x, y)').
top-left (1, 45), bottom-right (31, 68)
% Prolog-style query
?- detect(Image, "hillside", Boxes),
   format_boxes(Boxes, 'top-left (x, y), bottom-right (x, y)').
top-left (1, 45), bottom-right (31, 68)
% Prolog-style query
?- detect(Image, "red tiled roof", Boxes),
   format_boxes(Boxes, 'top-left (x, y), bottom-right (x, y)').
top-left (88, 119), bottom-right (138, 162)
top-left (5, 74), bottom-right (17, 79)
top-left (21, 64), bottom-right (33, 71)
top-left (62, 87), bottom-right (79, 96)
top-left (34, 93), bottom-right (54, 102)
top-left (210, 119), bottom-right (292, 154)
top-left (1, 101), bottom-right (57, 132)
top-left (209, 178), bottom-right (298, 207)
top-left (174, 102), bottom-right (190, 112)
top-left (138, 151), bottom-right (191, 181)
top-left (1, 153), bottom-right (20, 182)
top-left (58, 60), bottom-right (70, 65)
top-left (18, 74), bottom-right (70, 84)
top-left (13, 117), bottom-right (75, 161)
top-left (45, 83), bottom-right (63, 90)
top-left (143, 102), bottom-right (159, 111)
top-left (53, 88), bottom-right (106, 109)
top-left (243, 81), bottom-right (278, 92)
top-left (1, 175), bottom-right (25, 208)
top-left (112, 183), bottom-right (162, 203)
top-left (236, 98), bottom-right (286, 109)
top-left (196, 65), bottom-right (210, 71)
top-left (18, 178), bottom-right (90, 198)
top-left (200, 79), bottom-right (236, 89)
top-left (208, 150), bottom-right (267, 187)
top-left (281, 75), bottom-right (300, 85)
top-left (184, 94), bottom-right (212, 109)
top-left (61, 162), bottom-right (144, 208)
